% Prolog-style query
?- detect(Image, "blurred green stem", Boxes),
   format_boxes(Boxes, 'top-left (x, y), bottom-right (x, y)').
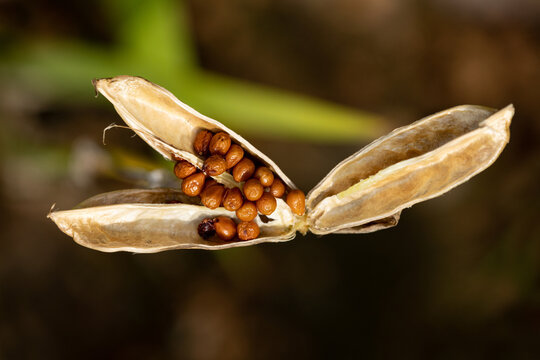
top-left (1, 0), bottom-right (385, 143)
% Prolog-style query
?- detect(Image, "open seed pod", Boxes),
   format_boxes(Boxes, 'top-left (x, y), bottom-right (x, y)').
top-left (48, 76), bottom-right (513, 252)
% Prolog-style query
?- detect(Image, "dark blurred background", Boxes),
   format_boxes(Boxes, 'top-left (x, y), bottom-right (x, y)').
top-left (1, 0), bottom-right (539, 359)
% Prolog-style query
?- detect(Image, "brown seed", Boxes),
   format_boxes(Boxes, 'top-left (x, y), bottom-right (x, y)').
top-left (236, 201), bottom-right (258, 222)
top-left (243, 178), bottom-right (264, 201)
top-left (286, 189), bottom-right (306, 216)
top-left (203, 179), bottom-right (218, 190)
top-left (225, 144), bottom-right (244, 169)
top-left (269, 178), bottom-right (286, 198)
top-left (174, 160), bottom-right (196, 179)
top-left (223, 188), bottom-right (244, 211)
top-left (256, 193), bottom-right (277, 215)
top-left (214, 216), bottom-right (237, 241)
top-left (209, 132), bottom-right (231, 155)
top-left (233, 158), bottom-right (255, 182)
top-left (203, 155), bottom-right (227, 176)
top-left (237, 221), bottom-right (260, 241)
top-left (181, 172), bottom-right (206, 196)
top-left (198, 218), bottom-right (216, 239)
top-left (254, 167), bottom-right (274, 187)
top-left (193, 130), bottom-right (213, 156)
top-left (200, 183), bottom-right (225, 209)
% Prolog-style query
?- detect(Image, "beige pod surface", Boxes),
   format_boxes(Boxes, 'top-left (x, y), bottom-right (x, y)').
top-left (49, 189), bottom-right (298, 252)
top-left (48, 76), bottom-right (513, 252)
top-left (306, 104), bottom-right (513, 234)
top-left (93, 76), bottom-right (296, 190)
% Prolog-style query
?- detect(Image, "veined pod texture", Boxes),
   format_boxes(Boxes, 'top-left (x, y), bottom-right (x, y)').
top-left (48, 76), bottom-right (513, 252)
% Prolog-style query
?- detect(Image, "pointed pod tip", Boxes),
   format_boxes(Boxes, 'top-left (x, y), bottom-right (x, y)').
top-left (483, 104), bottom-right (514, 139)
top-left (47, 203), bottom-right (57, 219)
top-left (91, 76), bottom-right (149, 98)
top-left (91, 78), bottom-right (99, 97)
top-left (503, 103), bottom-right (515, 116)
top-left (91, 77), bottom-right (116, 97)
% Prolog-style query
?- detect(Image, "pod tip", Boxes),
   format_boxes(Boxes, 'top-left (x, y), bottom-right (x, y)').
top-left (91, 78), bottom-right (100, 97)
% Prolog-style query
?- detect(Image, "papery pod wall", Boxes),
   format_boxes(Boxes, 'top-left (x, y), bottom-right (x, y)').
top-left (48, 76), bottom-right (513, 252)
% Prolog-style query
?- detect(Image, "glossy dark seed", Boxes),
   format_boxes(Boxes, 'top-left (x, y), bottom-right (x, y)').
top-left (203, 155), bottom-right (227, 176)
top-left (194, 130), bottom-right (213, 156)
top-left (269, 178), bottom-right (286, 197)
top-left (243, 178), bottom-right (264, 201)
top-left (174, 160), bottom-right (196, 179)
top-left (181, 172), bottom-right (206, 196)
top-left (254, 167), bottom-right (274, 187)
top-left (225, 144), bottom-right (244, 169)
top-left (233, 158), bottom-right (255, 182)
top-left (209, 132), bottom-right (231, 155)
top-left (223, 188), bottom-right (244, 211)
top-left (198, 218), bottom-right (216, 239)
top-left (237, 221), bottom-right (260, 241)
top-left (256, 193), bottom-right (277, 215)
top-left (214, 216), bottom-right (237, 241)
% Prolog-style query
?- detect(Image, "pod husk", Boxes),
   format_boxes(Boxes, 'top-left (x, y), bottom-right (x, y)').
top-left (94, 76), bottom-right (296, 190)
top-left (49, 189), bottom-right (296, 252)
top-left (307, 105), bottom-right (513, 234)
top-left (48, 76), bottom-right (513, 252)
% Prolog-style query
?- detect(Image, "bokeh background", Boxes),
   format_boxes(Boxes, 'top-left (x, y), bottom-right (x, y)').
top-left (1, 0), bottom-right (539, 359)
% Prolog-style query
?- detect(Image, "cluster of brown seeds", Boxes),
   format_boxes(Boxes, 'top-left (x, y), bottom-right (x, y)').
top-left (173, 129), bottom-right (305, 242)
top-left (197, 216), bottom-right (260, 241)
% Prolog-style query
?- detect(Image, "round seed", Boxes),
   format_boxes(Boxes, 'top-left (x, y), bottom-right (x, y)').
top-left (200, 183), bottom-right (225, 209)
top-left (174, 160), bottom-right (197, 179)
top-left (193, 130), bottom-right (213, 156)
top-left (198, 218), bottom-right (216, 239)
top-left (232, 158), bottom-right (255, 182)
top-left (237, 221), bottom-right (260, 241)
top-left (203, 179), bottom-right (218, 190)
top-left (269, 178), bottom-right (285, 198)
top-left (236, 201), bottom-right (257, 222)
top-left (209, 132), bottom-right (231, 155)
top-left (225, 144), bottom-right (244, 169)
top-left (223, 188), bottom-right (244, 211)
top-left (181, 172), bottom-right (206, 196)
top-left (203, 155), bottom-right (227, 176)
top-left (254, 167), bottom-right (274, 187)
top-left (286, 189), bottom-right (306, 216)
top-left (256, 193), bottom-right (277, 215)
top-left (214, 216), bottom-right (237, 241)
top-left (243, 178), bottom-right (264, 201)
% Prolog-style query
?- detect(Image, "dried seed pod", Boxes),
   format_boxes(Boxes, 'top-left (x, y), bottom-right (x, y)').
top-left (237, 221), bottom-right (260, 241)
top-left (200, 183), bottom-right (225, 209)
top-left (225, 144), bottom-right (244, 169)
top-left (223, 188), bottom-right (244, 211)
top-left (256, 193), bottom-right (277, 215)
top-left (174, 160), bottom-right (196, 179)
top-left (49, 189), bottom-right (294, 251)
top-left (214, 216), bottom-right (237, 241)
top-left (194, 130), bottom-right (213, 156)
top-left (236, 201), bottom-right (258, 222)
top-left (286, 190), bottom-right (306, 216)
top-left (203, 155), bottom-right (227, 177)
top-left (254, 167), bottom-right (274, 187)
top-left (88, 77), bottom-right (294, 190)
top-left (233, 158), bottom-right (255, 182)
top-left (243, 178), bottom-right (264, 201)
top-left (181, 172), bottom-right (206, 196)
top-left (306, 105), bottom-right (513, 234)
top-left (48, 76), bottom-right (513, 252)
top-left (209, 132), bottom-right (231, 155)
